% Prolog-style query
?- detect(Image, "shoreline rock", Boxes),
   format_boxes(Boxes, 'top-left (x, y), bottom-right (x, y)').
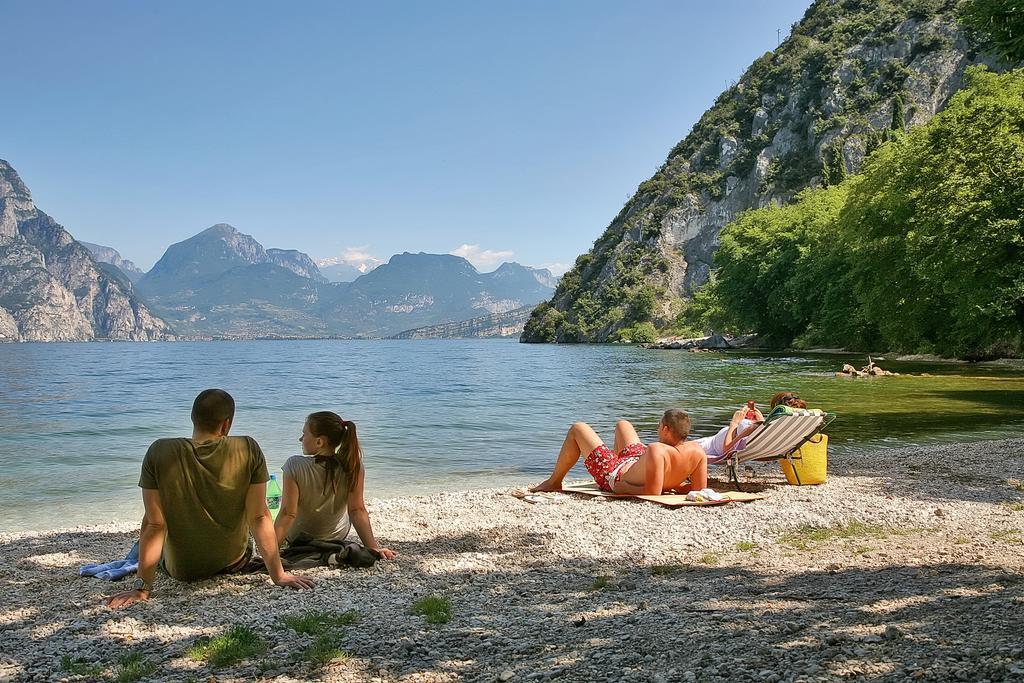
top-left (644, 332), bottom-right (759, 351)
top-left (837, 358), bottom-right (899, 377)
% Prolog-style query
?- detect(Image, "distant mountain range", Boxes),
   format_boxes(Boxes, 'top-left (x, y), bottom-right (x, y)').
top-left (320, 252), bottom-right (555, 338)
top-left (87, 221), bottom-right (556, 340)
top-left (1, 158), bottom-right (557, 341)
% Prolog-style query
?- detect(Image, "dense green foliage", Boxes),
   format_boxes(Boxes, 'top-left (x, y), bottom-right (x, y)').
top-left (684, 68), bottom-right (1024, 358)
top-left (522, 243), bottom-right (667, 342)
top-left (961, 0), bottom-right (1024, 64)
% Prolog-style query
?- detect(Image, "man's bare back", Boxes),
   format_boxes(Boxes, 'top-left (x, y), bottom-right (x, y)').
top-left (613, 440), bottom-right (708, 495)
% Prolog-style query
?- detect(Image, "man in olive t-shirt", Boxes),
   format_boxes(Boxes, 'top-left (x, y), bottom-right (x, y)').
top-left (106, 389), bottom-right (313, 608)
top-left (139, 435), bottom-right (268, 580)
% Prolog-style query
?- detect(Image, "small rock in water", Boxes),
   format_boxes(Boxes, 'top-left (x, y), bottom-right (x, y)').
top-left (499, 670), bottom-right (515, 682)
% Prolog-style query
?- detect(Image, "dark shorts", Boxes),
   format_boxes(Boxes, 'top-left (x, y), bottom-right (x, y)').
top-left (219, 537), bottom-right (256, 575)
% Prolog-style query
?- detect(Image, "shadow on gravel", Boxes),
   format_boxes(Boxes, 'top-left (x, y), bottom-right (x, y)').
top-left (349, 558), bottom-right (1024, 682)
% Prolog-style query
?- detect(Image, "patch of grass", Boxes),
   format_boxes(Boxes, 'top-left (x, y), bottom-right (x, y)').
top-left (187, 625), bottom-right (267, 668)
top-left (735, 541), bottom-right (757, 552)
top-left (296, 632), bottom-right (352, 665)
top-left (954, 537), bottom-right (971, 544)
top-left (989, 529), bottom-right (1023, 542)
top-left (650, 564), bottom-right (687, 576)
top-left (700, 552), bottom-right (721, 566)
top-left (113, 652), bottom-right (157, 683)
top-left (1008, 479), bottom-right (1024, 492)
top-left (588, 575), bottom-right (610, 591)
top-left (60, 655), bottom-right (105, 677)
top-left (779, 521), bottom-right (895, 551)
top-left (1005, 502), bottom-right (1024, 512)
top-left (411, 595), bottom-right (452, 624)
top-left (282, 610), bottom-right (360, 635)
top-left (853, 545), bottom-right (874, 555)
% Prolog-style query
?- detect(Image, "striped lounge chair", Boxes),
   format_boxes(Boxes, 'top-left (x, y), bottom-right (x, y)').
top-left (720, 407), bottom-right (836, 490)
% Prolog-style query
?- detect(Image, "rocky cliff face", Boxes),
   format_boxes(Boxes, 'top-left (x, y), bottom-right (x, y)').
top-left (0, 160), bottom-right (171, 342)
top-left (523, 0), bottom-right (998, 342)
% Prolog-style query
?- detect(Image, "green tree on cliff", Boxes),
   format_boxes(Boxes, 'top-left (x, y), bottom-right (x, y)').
top-left (961, 0), bottom-right (1024, 64)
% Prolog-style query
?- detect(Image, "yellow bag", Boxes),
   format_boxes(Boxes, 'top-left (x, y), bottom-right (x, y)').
top-left (780, 433), bottom-right (828, 485)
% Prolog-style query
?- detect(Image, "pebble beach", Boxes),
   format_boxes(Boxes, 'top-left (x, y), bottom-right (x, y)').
top-left (2, 439), bottom-right (1024, 683)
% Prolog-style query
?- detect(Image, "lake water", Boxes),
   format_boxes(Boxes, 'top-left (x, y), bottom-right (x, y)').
top-left (1, 340), bottom-right (1023, 533)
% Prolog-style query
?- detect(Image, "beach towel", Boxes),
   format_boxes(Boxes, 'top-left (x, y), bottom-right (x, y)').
top-left (560, 482), bottom-right (764, 507)
top-left (79, 541), bottom-right (139, 580)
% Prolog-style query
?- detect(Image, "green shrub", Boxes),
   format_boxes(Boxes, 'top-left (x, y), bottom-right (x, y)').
top-left (187, 625), bottom-right (267, 668)
top-left (113, 652), bottom-right (157, 683)
top-left (411, 595), bottom-right (451, 624)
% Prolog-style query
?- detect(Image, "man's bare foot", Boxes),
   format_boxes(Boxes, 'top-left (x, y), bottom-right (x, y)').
top-left (529, 478), bottom-right (563, 492)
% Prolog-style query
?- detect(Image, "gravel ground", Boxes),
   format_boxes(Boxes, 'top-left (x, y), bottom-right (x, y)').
top-left (2, 439), bottom-right (1023, 683)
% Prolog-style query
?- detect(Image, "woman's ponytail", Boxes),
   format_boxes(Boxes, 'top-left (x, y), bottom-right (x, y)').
top-left (307, 411), bottom-right (362, 496)
top-left (339, 420), bottom-right (362, 494)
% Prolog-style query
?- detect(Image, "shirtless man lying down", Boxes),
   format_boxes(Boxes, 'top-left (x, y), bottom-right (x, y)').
top-left (530, 409), bottom-right (708, 495)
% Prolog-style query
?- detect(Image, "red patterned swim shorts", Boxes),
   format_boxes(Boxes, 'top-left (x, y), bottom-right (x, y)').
top-left (584, 442), bottom-right (645, 492)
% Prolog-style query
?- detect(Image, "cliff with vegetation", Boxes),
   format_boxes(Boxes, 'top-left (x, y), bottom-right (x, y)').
top-left (523, 0), bottom-right (997, 344)
top-left (686, 67), bottom-right (1023, 359)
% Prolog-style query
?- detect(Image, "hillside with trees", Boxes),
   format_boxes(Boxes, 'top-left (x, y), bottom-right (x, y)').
top-left (523, 0), bottom-right (1011, 351)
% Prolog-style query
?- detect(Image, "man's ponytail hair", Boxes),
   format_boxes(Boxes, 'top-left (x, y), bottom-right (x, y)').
top-left (306, 411), bottom-right (362, 495)
top-left (191, 389), bottom-right (235, 433)
top-left (661, 409), bottom-right (691, 441)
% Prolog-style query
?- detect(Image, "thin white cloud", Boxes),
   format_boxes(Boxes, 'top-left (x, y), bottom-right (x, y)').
top-left (450, 244), bottom-right (515, 271)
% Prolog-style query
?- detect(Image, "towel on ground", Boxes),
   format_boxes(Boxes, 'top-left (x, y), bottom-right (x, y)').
top-left (79, 541), bottom-right (139, 580)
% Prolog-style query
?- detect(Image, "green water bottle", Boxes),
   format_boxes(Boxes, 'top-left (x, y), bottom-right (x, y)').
top-left (266, 474), bottom-right (282, 520)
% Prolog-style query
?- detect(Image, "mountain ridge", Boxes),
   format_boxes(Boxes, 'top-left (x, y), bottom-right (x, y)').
top-left (130, 230), bottom-right (556, 338)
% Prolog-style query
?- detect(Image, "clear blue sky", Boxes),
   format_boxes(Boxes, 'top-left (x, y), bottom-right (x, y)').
top-left (3, 0), bottom-right (811, 273)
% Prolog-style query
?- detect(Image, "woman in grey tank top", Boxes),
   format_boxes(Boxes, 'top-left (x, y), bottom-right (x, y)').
top-left (273, 411), bottom-right (396, 559)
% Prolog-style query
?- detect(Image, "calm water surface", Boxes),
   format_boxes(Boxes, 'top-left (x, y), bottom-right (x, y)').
top-left (1, 340), bottom-right (1023, 533)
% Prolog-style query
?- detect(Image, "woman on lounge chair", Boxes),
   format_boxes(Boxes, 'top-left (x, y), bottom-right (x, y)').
top-left (697, 391), bottom-right (807, 462)
top-left (274, 411), bottom-right (396, 560)
top-left (530, 409), bottom-right (710, 496)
